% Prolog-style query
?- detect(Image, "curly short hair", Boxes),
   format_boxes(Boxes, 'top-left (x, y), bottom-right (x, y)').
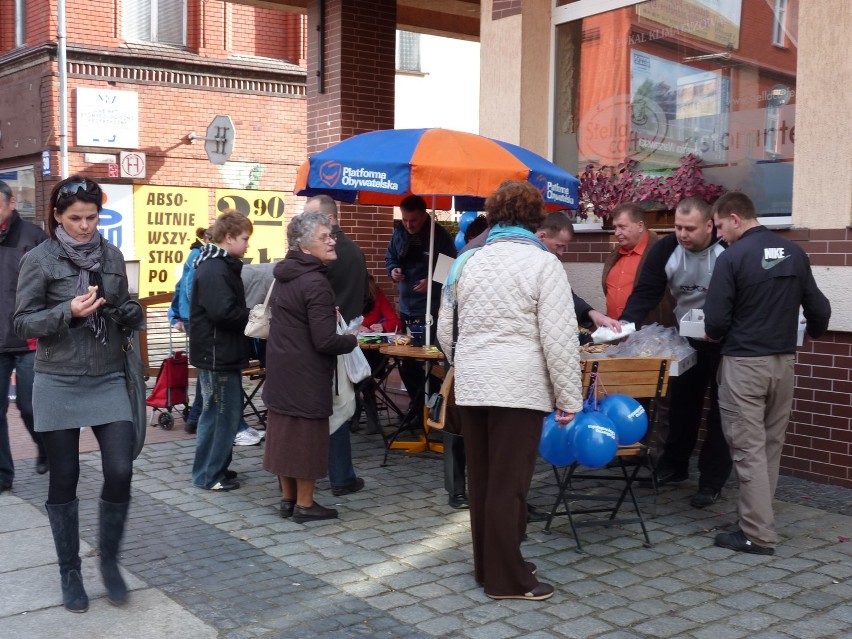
top-left (288, 210), bottom-right (330, 249)
top-left (485, 181), bottom-right (545, 230)
top-left (211, 209), bottom-right (253, 243)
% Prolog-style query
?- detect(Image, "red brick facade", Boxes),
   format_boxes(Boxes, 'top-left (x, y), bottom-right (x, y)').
top-left (306, 0), bottom-right (398, 288)
top-left (492, 1), bottom-right (522, 21)
top-left (0, 0), bottom-right (307, 224)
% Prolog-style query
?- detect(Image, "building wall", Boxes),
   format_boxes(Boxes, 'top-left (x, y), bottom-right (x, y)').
top-left (0, 0), bottom-right (307, 298)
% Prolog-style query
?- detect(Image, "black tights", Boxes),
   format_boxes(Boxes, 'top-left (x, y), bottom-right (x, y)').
top-left (41, 421), bottom-right (134, 505)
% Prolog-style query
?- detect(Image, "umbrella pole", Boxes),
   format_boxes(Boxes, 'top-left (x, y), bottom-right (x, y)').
top-left (425, 195), bottom-right (437, 347)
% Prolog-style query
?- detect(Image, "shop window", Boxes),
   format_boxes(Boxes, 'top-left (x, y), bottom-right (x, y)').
top-left (0, 166), bottom-right (36, 222)
top-left (397, 31), bottom-right (421, 73)
top-left (124, 0), bottom-right (187, 47)
top-left (553, 0), bottom-right (798, 223)
top-left (15, 0), bottom-right (26, 47)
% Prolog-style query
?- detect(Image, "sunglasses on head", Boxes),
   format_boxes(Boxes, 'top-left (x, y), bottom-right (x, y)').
top-left (57, 180), bottom-right (102, 200)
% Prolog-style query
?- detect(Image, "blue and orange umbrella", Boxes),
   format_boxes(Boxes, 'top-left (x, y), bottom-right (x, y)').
top-left (294, 128), bottom-right (579, 211)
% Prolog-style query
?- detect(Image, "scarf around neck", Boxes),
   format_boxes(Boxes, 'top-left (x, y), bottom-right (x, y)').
top-left (55, 225), bottom-right (108, 345)
top-left (442, 224), bottom-right (548, 308)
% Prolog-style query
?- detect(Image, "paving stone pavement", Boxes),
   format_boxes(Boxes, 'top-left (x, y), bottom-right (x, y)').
top-left (3, 428), bottom-right (851, 639)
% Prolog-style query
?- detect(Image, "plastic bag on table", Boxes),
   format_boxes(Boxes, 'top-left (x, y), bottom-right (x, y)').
top-left (605, 323), bottom-right (694, 359)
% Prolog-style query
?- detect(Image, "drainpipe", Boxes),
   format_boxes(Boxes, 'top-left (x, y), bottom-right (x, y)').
top-left (57, 0), bottom-right (69, 178)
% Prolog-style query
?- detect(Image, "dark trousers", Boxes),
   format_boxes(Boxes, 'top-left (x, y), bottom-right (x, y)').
top-left (443, 429), bottom-right (466, 498)
top-left (457, 405), bottom-right (543, 596)
top-left (659, 339), bottom-right (732, 491)
top-left (399, 314), bottom-right (440, 424)
top-left (1, 351), bottom-right (45, 483)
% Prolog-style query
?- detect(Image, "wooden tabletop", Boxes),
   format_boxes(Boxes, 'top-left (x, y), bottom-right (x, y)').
top-left (379, 344), bottom-right (447, 360)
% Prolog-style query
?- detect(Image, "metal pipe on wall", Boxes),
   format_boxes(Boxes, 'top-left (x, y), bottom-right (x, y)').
top-left (57, 0), bottom-right (69, 178)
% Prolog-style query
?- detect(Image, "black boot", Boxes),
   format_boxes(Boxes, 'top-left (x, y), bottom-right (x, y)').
top-left (99, 498), bottom-right (130, 606)
top-left (45, 499), bottom-right (89, 613)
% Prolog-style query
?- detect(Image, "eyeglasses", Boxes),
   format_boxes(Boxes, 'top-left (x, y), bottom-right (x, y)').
top-left (57, 180), bottom-right (102, 201)
top-left (316, 232), bottom-right (336, 244)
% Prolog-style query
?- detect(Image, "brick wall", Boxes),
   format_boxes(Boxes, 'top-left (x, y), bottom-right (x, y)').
top-left (566, 226), bottom-right (852, 488)
top-left (492, 1), bottom-right (522, 21)
top-left (306, 0), bottom-right (398, 293)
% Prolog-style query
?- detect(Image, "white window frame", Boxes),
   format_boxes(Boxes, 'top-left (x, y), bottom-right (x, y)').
top-left (772, 0), bottom-right (789, 47)
top-left (15, 0), bottom-right (26, 47)
top-left (124, 0), bottom-right (187, 47)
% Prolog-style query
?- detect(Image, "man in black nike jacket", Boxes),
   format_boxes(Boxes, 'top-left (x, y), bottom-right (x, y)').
top-left (705, 192), bottom-right (830, 556)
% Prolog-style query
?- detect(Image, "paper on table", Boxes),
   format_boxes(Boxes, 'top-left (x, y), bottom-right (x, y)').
top-left (591, 322), bottom-right (636, 344)
top-left (432, 253), bottom-right (455, 285)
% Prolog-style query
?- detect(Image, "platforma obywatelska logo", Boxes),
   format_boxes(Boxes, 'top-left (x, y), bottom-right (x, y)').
top-left (532, 173), bottom-right (548, 197)
top-left (319, 161), bottom-right (343, 187)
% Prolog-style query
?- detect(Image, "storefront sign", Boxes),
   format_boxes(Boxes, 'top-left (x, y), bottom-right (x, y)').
top-left (99, 184), bottom-right (135, 258)
top-left (637, 0), bottom-right (742, 49)
top-left (133, 186), bottom-right (208, 298)
top-left (76, 88), bottom-right (139, 149)
top-left (214, 189), bottom-right (288, 264)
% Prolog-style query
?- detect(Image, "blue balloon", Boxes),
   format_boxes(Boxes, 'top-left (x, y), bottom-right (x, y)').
top-left (599, 394), bottom-right (648, 446)
top-left (454, 230), bottom-right (467, 251)
top-left (458, 211), bottom-right (478, 233)
top-left (572, 411), bottom-right (618, 468)
top-left (538, 410), bottom-right (576, 467)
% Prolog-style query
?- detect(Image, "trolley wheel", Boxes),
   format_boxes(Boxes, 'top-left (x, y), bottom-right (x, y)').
top-left (158, 412), bottom-right (174, 430)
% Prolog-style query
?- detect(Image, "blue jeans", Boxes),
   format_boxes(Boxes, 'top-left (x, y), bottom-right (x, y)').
top-left (328, 423), bottom-right (356, 488)
top-left (192, 369), bottom-right (243, 488)
top-left (1, 351), bottom-right (44, 483)
top-left (188, 377), bottom-right (249, 433)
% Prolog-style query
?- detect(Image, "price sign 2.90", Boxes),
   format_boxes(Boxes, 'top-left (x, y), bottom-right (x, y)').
top-left (217, 192), bottom-right (285, 226)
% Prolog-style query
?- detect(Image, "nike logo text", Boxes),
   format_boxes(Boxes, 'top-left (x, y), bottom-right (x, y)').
top-left (762, 247), bottom-right (790, 270)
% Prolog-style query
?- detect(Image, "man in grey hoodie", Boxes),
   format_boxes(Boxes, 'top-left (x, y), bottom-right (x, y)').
top-left (621, 196), bottom-right (732, 509)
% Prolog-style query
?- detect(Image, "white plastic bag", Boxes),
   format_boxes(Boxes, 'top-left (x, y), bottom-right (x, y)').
top-left (330, 355), bottom-right (356, 434)
top-left (336, 314), bottom-right (371, 383)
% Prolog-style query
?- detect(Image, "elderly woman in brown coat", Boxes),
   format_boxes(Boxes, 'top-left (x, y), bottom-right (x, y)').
top-left (262, 210), bottom-right (358, 523)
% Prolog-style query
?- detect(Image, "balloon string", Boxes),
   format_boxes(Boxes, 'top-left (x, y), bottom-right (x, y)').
top-left (585, 371), bottom-right (609, 411)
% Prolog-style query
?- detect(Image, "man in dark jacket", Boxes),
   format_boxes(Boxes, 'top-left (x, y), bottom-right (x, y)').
top-left (385, 196), bottom-right (457, 431)
top-left (303, 196), bottom-right (366, 496)
top-left (621, 196), bottom-right (731, 509)
top-left (0, 180), bottom-right (48, 491)
top-left (705, 192), bottom-right (831, 555)
top-left (189, 211), bottom-right (253, 491)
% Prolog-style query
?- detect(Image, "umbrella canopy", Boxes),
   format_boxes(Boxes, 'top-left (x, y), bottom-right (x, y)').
top-left (294, 128), bottom-right (579, 211)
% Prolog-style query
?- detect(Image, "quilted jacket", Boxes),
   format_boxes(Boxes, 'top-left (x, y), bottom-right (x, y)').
top-left (437, 241), bottom-right (583, 414)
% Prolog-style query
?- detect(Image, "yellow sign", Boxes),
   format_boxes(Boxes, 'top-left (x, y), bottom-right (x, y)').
top-left (214, 189), bottom-right (288, 265)
top-left (637, 0), bottom-right (742, 49)
top-left (133, 186), bottom-right (209, 298)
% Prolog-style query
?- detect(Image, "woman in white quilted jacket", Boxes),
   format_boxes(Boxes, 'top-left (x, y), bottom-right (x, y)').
top-left (437, 180), bottom-right (583, 602)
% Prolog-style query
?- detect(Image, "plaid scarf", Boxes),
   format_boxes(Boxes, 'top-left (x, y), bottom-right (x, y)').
top-left (54, 226), bottom-right (108, 346)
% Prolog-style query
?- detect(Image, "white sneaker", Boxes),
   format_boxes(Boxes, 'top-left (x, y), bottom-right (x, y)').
top-left (234, 428), bottom-right (262, 446)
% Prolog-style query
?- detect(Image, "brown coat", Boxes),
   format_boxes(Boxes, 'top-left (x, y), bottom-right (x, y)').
top-left (602, 230), bottom-right (676, 327)
top-left (262, 250), bottom-right (357, 419)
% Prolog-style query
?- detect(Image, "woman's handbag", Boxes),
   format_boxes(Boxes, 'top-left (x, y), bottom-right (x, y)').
top-left (426, 303), bottom-right (459, 434)
top-left (336, 314), bottom-right (372, 384)
top-left (122, 330), bottom-right (147, 460)
top-left (245, 281), bottom-right (275, 339)
top-left (426, 365), bottom-right (455, 431)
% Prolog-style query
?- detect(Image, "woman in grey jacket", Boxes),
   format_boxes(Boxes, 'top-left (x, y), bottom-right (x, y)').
top-left (14, 176), bottom-right (143, 613)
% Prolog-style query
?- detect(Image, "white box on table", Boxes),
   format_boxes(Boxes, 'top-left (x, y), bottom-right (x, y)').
top-left (679, 309), bottom-right (706, 339)
top-left (669, 348), bottom-right (697, 376)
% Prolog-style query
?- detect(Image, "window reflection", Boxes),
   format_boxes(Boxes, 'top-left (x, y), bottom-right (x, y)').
top-left (554, 0), bottom-right (798, 220)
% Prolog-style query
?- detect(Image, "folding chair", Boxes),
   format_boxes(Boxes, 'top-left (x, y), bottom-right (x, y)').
top-left (544, 357), bottom-right (670, 553)
top-left (242, 361), bottom-right (267, 426)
